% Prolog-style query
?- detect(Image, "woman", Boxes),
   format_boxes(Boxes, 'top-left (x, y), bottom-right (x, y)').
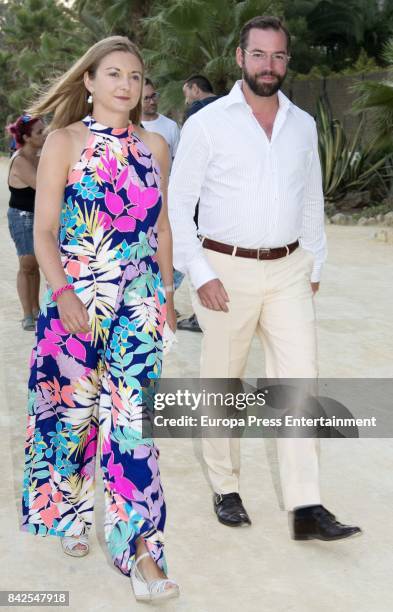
top-left (7, 115), bottom-right (45, 330)
top-left (21, 36), bottom-right (179, 603)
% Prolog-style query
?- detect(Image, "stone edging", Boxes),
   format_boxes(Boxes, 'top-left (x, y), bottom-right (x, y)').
top-left (327, 212), bottom-right (393, 227)
top-left (326, 212), bottom-right (393, 243)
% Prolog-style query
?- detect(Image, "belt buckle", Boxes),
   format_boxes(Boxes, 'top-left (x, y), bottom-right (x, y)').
top-left (257, 247), bottom-right (270, 261)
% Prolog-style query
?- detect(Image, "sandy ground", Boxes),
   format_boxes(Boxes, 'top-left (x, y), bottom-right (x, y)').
top-left (1, 155), bottom-right (393, 612)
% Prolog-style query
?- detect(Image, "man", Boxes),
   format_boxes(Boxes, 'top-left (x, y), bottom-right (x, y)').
top-left (177, 75), bottom-right (218, 333)
top-left (168, 16), bottom-right (361, 541)
top-left (183, 74), bottom-right (218, 120)
top-left (142, 78), bottom-right (182, 319)
top-left (142, 78), bottom-right (180, 160)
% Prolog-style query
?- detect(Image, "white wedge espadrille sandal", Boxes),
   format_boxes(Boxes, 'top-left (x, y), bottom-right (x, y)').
top-left (60, 534), bottom-right (89, 557)
top-left (130, 552), bottom-right (179, 603)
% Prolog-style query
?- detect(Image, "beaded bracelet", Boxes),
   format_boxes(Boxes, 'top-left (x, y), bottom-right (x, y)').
top-left (52, 283), bottom-right (74, 302)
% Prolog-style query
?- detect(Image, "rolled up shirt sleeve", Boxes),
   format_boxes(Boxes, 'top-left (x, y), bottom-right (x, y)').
top-left (299, 120), bottom-right (327, 282)
top-left (168, 115), bottom-right (218, 289)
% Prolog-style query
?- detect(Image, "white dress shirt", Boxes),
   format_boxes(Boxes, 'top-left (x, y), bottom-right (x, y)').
top-left (168, 80), bottom-right (327, 289)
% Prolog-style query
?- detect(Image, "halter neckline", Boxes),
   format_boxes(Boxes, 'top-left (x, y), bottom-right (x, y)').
top-left (82, 114), bottom-right (133, 137)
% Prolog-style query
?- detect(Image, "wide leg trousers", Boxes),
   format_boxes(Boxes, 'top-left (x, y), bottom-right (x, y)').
top-left (21, 270), bottom-right (166, 576)
top-left (192, 246), bottom-right (321, 510)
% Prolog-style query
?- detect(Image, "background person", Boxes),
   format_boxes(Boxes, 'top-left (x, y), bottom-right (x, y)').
top-left (141, 77), bottom-right (180, 161)
top-left (7, 114), bottom-right (45, 330)
top-left (183, 74), bottom-right (218, 120)
top-left (176, 74), bottom-right (219, 333)
top-left (141, 78), bottom-right (184, 317)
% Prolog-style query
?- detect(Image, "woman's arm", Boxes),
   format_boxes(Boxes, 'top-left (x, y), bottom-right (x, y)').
top-left (142, 131), bottom-right (176, 332)
top-left (34, 129), bottom-right (90, 333)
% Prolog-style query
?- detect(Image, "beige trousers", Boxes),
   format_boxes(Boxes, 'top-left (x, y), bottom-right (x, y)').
top-left (191, 246), bottom-right (321, 511)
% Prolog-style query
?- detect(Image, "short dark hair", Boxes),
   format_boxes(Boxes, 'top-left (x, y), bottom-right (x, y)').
top-left (239, 15), bottom-right (291, 53)
top-left (183, 74), bottom-right (214, 94)
top-left (144, 77), bottom-right (154, 87)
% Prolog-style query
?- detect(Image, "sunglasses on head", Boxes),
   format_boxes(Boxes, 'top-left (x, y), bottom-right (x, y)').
top-left (21, 114), bottom-right (32, 124)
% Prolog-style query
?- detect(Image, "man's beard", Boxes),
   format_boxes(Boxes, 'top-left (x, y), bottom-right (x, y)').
top-left (243, 63), bottom-right (286, 97)
top-left (143, 106), bottom-right (157, 117)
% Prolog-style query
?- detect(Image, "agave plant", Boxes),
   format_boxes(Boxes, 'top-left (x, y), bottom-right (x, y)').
top-left (316, 97), bottom-right (390, 201)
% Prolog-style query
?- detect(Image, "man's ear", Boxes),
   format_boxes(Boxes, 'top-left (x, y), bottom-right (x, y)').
top-left (235, 46), bottom-right (243, 70)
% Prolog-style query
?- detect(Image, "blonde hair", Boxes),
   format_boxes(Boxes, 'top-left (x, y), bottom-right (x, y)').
top-left (28, 36), bottom-right (144, 131)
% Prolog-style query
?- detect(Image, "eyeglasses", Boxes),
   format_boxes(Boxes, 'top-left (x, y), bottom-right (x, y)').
top-left (143, 92), bottom-right (160, 102)
top-left (21, 114), bottom-right (32, 123)
top-left (242, 49), bottom-right (291, 64)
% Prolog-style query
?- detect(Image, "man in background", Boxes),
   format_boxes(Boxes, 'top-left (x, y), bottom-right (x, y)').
top-left (176, 74), bottom-right (218, 332)
top-left (142, 78), bottom-right (180, 161)
top-left (183, 75), bottom-right (218, 120)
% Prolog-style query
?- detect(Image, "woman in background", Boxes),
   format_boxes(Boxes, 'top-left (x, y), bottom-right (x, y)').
top-left (7, 115), bottom-right (45, 330)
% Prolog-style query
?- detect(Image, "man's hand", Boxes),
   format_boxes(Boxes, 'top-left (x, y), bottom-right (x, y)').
top-left (311, 282), bottom-right (320, 294)
top-left (197, 279), bottom-right (230, 312)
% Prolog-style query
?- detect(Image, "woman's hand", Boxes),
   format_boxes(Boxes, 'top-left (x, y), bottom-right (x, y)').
top-left (166, 302), bottom-right (177, 333)
top-left (57, 290), bottom-right (90, 334)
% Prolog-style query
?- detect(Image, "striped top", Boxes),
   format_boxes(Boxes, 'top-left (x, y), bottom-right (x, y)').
top-left (168, 80), bottom-right (327, 289)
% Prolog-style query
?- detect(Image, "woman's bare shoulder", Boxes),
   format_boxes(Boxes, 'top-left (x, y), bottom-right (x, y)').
top-left (11, 152), bottom-right (34, 171)
top-left (64, 120), bottom-right (89, 139)
top-left (136, 125), bottom-right (166, 148)
top-left (135, 126), bottom-right (169, 166)
top-left (44, 127), bottom-right (71, 150)
top-left (42, 122), bottom-right (88, 162)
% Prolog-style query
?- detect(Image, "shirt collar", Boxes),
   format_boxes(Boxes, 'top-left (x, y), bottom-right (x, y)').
top-left (224, 79), bottom-right (292, 114)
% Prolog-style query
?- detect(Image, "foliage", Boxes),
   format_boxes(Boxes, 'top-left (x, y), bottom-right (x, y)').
top-left (141, 0), bottom-right (282, 114)
top-left (74, 0), bottom-right (155, 44)
top-left (307, 0), bottom-right (390, 70)
top-left (1, 0), bottom-right (393, 155)
top-left (0, 0), bottom-right (91, 149)
top-left (284, 0), bottom-right (393, 75)
top-left (282, 0), bottom-right (323, 74)
top-left (316, 97), bottom-right (390, 202)
top-left (352, 39), bottom-right (393, 148)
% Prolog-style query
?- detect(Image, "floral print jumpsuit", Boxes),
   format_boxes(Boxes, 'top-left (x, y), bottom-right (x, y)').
top-left (21, 115), bottom-right (167, 577)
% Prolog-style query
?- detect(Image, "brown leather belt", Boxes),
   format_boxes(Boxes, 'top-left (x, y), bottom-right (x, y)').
top-left (201, 237), bottom-right (299, 260)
